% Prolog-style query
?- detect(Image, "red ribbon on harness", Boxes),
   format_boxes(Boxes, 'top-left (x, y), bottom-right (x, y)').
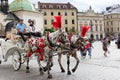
top-left (27, 51), bottom-right (31, 57)
top-left (39, 54), bottom-right (44, 61)
top-left (68, 34), bottom-right (73, 42)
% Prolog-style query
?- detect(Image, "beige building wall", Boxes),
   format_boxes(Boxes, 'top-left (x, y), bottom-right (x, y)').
top-left (78, 6), bottom-right (105, 40)
top-left (42, 9), bottom-right (77, 30)
top-left (38, 2), bottom-right (78, 33)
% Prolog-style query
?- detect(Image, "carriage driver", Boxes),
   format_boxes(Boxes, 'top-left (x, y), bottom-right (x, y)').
top-left (16, 19), bottom-right (31, 42)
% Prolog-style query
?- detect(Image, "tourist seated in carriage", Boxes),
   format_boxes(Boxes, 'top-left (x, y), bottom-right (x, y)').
top-left (16, 19), bottom-right (27, 42)
top-left (16, 19), bottom-right (42, 42)
top-left (26, 19), bottom-right (42, 38)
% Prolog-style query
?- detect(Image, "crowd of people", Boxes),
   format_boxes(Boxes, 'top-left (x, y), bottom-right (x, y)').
top-left (79, 36), bottom-right (112, 59)
top-left (79, 38), bottom-right (93, 59)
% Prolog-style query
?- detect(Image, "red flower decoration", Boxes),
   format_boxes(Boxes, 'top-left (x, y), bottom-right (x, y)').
top-left (39, 43), bottom-right (45, 48)
top-left (39, 38), bottom-right (44, 42)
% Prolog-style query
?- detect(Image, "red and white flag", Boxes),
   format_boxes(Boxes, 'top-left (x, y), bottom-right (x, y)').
top-left (81, 26), bottom-right (90, 37)
top-left (52, 15), bottom-right (62, 29)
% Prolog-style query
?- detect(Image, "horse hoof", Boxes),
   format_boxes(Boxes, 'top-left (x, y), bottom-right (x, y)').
top-left (48, 74), bottom-right (52, 79)
top-left (67, 71), bottom-right (71, 75)
top-left (49, 67), bottom-right (52, 71)
top-left (61, 69), bottom-right (65, 73)
top-left (43, 67), bottom-right (47, 72)
top-left (40, 71), bottom-right (44, 75)
top-left (72, 69), bottom-right (75, 73)
top-left (26, 70), bottom-right (30, 73)
top-left (39, 68), bottom-right (44, 75)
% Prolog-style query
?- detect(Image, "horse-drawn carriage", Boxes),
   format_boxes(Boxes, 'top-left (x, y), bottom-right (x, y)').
top-left (0, 16), bottom-right (90, 79)
top-left (0, 27), bottom-right (82, 79)
top-left (0, 37), bottom-right (25, 71)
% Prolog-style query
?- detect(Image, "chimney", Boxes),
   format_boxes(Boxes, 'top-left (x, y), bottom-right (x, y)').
top-left (106, 6), bottom-right (112, 11)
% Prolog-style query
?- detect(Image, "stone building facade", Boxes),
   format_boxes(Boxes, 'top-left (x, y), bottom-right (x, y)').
top-left (78, 6), bottom-right (105, 40)
top-left (104, 5), bottom-right (120, 37)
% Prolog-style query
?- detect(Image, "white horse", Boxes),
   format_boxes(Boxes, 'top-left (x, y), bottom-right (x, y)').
top-left (24, 28), bottom-right (68, 79)
top-left (57, 34), bottom-right (82, 75)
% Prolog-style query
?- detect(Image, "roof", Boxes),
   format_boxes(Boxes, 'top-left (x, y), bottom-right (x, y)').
top-left (9, 0), bottom-right (35, 12)
top-left (105, 5), bottom-right (120, 14)
top-left (38, 2), bottom-right (77, 9)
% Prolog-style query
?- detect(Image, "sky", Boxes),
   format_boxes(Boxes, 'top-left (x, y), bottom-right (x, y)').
top-left (9, 0), bottom-right (120, 12)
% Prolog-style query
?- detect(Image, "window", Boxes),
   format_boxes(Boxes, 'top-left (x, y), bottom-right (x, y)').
top-left (51, 19), bottom-right (54, 24)
top-left (96, 25), bottom-right (98, 31)
top-left (91, 26), bottom-right (93, 31)
top-left (44, 20), bottom-right (47, 25)
top-left (107, 22), bottom-right (109, 25)
top-left (65, 12), bottom-right (67, 16)
top-left (95, 20), bottom-right (97, 23)
top-left (42, 5), bottom-right (46, 8)
top-left (63, 5), bottom-right (67, 8)
top-left (106, 16), bottom-right (108, 19)
top-left (51, 12), bottom-right (54, 16)
top-left (0, 23), bottom-right (2, 30)
top-left (58, 12), bottom-right (61, 15)
top-left (111, 21), bottom-right (113, 25)
top-left (107, 28), bottom-right (109, 32)
top-left (57, 5), bottom-right (61, 8)
top-left (72, 27), bottom-right (75, 32)
top-left (70, 5), bottom-right (74, 8)
top-left (118, 27), bottom-right (119, 31)
top-left (65, 27), bottom-right (68, 32)
top-left (111, 16), bottom-right (112, 18)
top-left (111, 27), bottom-right (113, 32)
top-left (72, 12), bottom-right (74, 16)
top-left (100, 25), bottom-right (102, 31)
top-left (65, 20), bottom-right (68, 24)
top-left (44, 12), bottom-right (47, 16)
top-left (72, 20), bottom-right (75, 24)
top-left (85, 24), bottom-right (87, 26)
top-left (49, 5), bottom-right (53, 8)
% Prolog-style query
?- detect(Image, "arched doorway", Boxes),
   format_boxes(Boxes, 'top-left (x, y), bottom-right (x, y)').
top-left (100, 34), bottom-right (103, 40)
top-left (90, 34), bottom-right (94, 41)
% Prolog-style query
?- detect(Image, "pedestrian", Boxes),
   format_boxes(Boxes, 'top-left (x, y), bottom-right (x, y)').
top-left (117, 37), bottom-right (120, 49)
top-left (85, 39), bottom-right (92, 59)
top-left (102, 38), bottom-right (109, 57)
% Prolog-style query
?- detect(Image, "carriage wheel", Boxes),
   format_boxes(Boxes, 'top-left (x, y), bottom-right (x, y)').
top-left (12, 50), bottom-right (21, 71)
